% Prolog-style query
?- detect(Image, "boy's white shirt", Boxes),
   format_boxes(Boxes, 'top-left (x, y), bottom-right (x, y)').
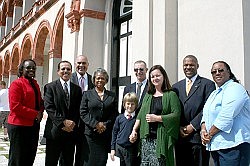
top-left (124, 111), bottom-right (135, 119)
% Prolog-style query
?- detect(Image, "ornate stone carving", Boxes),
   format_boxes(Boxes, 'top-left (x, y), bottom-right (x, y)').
top-left (65, 10), bottom-right (80, 33)
top-left (65, 0), bottom-right (81, 33)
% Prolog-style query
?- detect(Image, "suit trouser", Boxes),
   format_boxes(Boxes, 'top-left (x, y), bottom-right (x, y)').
top-left (175, 142), bottom-right (210, 166)
top-left (74, 121), bottom-right (87, 166)
top-left (115, 143), bottom-right (138, 166)
top-left (7, 123), bottom-right (40, 166)
top-left (45, 136), bottom-right (75, 166)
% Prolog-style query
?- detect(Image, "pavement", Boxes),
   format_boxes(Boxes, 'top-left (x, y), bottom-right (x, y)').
top-left (0, 115), bottom-right (118, 166)
top-left (0, 119), bottom-right (46, 166)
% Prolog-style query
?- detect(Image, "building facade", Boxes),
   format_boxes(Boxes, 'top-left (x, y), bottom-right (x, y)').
top-left (0, 0), bottom-right (250, 110)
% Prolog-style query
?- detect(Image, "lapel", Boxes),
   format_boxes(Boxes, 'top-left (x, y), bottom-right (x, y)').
top-left (87, 73), bottom-right (94, 90)
top-left (91, 88), bottom-right (107, 102)
top-left (69, 82), bottom-right (75, 103)
top-left (139, 80), bottom-right (148, 105)
top-left (185, 76), bottom-right (201, 102)
top-left (71, 72), bottom-right (79, 85)
top-left (131, 82), bottom-right (136, 93)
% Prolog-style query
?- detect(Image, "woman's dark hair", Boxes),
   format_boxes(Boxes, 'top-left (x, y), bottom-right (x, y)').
top-left (148, 65), bottom-right (172, 94)
top-left (213, 61), bottom-right (239, 83)
top-left (18, 59), bottom-right (36, 78)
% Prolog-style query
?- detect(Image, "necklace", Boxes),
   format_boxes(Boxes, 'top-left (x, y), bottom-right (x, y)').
top-left (95, 88), bottom-right (104, 98)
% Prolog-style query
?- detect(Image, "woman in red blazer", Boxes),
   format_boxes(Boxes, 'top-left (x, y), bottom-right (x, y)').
top-left (7, 59), bottom-right (44, 166)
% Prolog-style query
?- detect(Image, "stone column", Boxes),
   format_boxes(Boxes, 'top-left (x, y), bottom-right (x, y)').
top-left (48, 49), bottom-right (61, 82)
top-left (12, 0), bottom-right (23, 28)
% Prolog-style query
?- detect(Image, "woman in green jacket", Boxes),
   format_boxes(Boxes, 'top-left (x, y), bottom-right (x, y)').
top-left (130, 65), bottom-right (181, 166)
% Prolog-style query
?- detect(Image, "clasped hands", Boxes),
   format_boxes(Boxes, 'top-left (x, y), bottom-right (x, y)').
top-left (200, 130), bottom-right (212, 145)
top-left (35, 111), bottom-right (43, 123)
top-left (129, 130), bottom-right (137, 143)
top-left (180, 125), bottom-right (194, 138)
top-left (95, 122), bottom-right (106, 134)
top-left (62, 119), bottom-right (75, 132)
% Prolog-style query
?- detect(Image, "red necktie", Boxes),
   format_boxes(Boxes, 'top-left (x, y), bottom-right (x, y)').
top-left (127, 114), bottom-right (132, 120)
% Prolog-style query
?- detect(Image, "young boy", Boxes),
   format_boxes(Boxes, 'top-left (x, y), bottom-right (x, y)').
top-left (110, 92), bottom-right (139, 166)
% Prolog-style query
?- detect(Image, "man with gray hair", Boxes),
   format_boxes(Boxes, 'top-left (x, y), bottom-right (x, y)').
top-left (71, 55), bottom-right (94, 166)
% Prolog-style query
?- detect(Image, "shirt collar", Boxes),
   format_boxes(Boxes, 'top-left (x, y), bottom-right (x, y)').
top-left (137, 79), bottom-right (147, 86)
top-left (77, 72), bottom-right (87, 80)
top-left (124, 111), bottom-right (135, 118)
top-left (186, 74), bottom-right (198, 83)
top-left (60, 78), bottom-right (70, 86)
top-left (217, 79), bottom-right (233, 90)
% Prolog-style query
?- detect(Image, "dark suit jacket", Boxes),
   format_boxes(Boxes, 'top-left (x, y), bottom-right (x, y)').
top-left (71, 72), bottom-right (94, 90)
top-left (121, 80), bottom-right (148, 115)
top-left (43, 79), bottom-right (82, 140)
top-left (172, 75), bottom-right (215, 143)
top-left (80, 88), bottom-right (118, 139)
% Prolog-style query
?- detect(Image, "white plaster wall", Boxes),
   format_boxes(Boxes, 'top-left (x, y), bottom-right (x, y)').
top-left (132, 0), bottom-right (151, 82)
top-left (178, 0), bottom-right (244, 85)
top-left (132, 0), bottom-right (178, 84)
top-left (242, 0), bottom-right (250, 91)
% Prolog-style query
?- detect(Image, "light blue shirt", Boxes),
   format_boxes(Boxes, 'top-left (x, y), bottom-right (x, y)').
top-left (201, 79), bottom-right (250, 151)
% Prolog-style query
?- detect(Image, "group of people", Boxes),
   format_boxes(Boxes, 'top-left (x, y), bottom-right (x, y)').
top-left (4, 54), bottom-right (250, 166)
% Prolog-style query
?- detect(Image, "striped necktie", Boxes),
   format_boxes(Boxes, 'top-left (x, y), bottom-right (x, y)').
top-left (186, 79), bottom-right (192, 95)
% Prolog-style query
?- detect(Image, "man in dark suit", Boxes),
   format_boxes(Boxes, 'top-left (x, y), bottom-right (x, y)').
top-left (173, 55), bottom-right (215, 166)
top-left (121, 60), bottom-right (148, 116)
top-left (44, 60), bottom-right (82, 166)
top-left (71, 55), bottom-right (94, 166)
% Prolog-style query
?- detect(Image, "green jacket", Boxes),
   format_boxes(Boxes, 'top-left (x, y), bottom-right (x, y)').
top-left (137, 91), bottom-right (181, 166)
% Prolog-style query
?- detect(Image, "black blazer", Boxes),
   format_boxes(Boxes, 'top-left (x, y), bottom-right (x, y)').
top-left (43, 79), bottom-right (82, 140)
top-left (172, 75), bottom-right (215, 143)
top-left (71, 72), bottom-right (94, 90)
top-left (80, 88), bottom-right (118, 139)
top-left (121, 80), bottom-right (148, 115)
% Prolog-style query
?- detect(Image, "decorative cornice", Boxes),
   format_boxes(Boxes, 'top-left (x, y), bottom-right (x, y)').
top-left (65, 10), bottom-right (81, 33)
top-left (13, 0), bottom-right (23, 7)
top-left (80, 9), bottom-right (106, 20)
top-left (48, 49), bottom-right (61, 59)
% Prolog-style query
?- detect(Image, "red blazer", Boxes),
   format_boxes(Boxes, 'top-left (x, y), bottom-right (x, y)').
top-left (8, 76), bottom-right (44, 126)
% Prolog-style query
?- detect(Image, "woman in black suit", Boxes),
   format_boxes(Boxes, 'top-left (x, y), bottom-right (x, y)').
top-left (80, 67), bottom-right (118, 166)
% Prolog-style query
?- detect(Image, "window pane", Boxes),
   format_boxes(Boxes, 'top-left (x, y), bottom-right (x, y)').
top-left (127, 35), bottom-right (133, 75)
top-left (128, 19), bottom-right (132, 33)
top-left (119, 37), bottom-right (127, 77)
top-left (120, 0), bottom-right (133, 17)
top-left (120, 22), bottom-right (127, 35)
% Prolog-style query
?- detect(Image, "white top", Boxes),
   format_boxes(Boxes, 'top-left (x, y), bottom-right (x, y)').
top-left (0, 89), bottom-right (10, 111)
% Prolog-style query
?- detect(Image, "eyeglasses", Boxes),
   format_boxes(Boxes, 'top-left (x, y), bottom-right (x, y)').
top-left (24, 66), bottom-right (36, 70)
top-left (134, 68), bottom-right (144, 72)
top-left (211, 69), bottom-right (225, 75)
